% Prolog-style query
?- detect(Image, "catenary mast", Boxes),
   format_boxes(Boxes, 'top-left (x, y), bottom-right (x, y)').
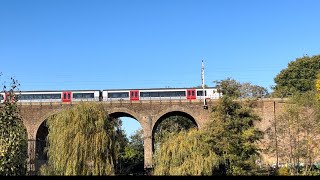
top-left (201, 60), bottom-right (207, 109)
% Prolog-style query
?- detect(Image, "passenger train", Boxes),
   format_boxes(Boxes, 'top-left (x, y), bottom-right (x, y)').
top-left (0, 87), bottom-right (221, 103)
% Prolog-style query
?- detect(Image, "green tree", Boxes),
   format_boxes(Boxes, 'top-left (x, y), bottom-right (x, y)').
top-left (40, 102), bottom-right (121, 175)
top-left (273, 54), bottom-right (320, 97)
top-left (208, 78), bottom-right (264, 175)
top-left (0, 76), bottom-right (28, 176)
top-left (153, 129), bottom-right (219, 175)
top-left (239, 82), bottom-right (269, 98)
top-left (112, 118), bottom-right (129, 175)
top-left (118, 128), bottom-right (144, 175)
top-left (214, 78), bottom-right (269, 99)
top-left (214, 78), bottom-right (241, 98)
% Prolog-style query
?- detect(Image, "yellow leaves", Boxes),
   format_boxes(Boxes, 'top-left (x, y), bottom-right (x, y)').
top-left (316, 72), bottom-right (320, 101)
top-left (42, 102), bottom-right (118, 175)
top-left (316, 80), bottom-right (320, 101)
top-left (153, 129), bottom-right (218, 175)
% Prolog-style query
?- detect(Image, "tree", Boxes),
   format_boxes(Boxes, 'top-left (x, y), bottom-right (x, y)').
top-left (39, 102), bottom-right (121, 175)
top-left (207, 78), bottom-right (264, 175)
top-left (272, 54), bottom-right (320, 97)
top-left (112, 118), bottom-right (130, 175)
top-left (153, 115), bottom-right (196, 150)
top-left (153, 129), bottom-right (219, 175)
top-left (0, 76), bottom-right (28, 176)
top-left (118, 128), bottom-right (144, 175)
top-left (265, 92), bottom-right (320, 175)
top-left (214, 78), bottom-right (241, 98)
top-left (239, 82), bottom-right (269, 99)
top-left (214, 78), bottom-right (269, 99)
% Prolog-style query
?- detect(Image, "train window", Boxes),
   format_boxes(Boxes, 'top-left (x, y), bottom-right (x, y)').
top-left (150, 92), bottom-right (159, 97)
top-left (18, 93), bottom-right (62, 100)
top-left (64, 93), bottom-right (66, 99)
top-left (140, 92), bottom-right (149, 97)
top-left (0, 95), bottom-right (3, 100)
top-left (53, 94), bottom-right (61, 99)
top-left (188, 91), bottom-right (190, 96)
top-left (73, 93), bottom-right (94, 99)
top-left (176, 91), bottom-right (186, 96)
top-left (140, 91), bottom-right (185, 97)
top-left (107, 92), bottom-right (129, 98)
top-left (20, 94), bottom-right (31, 100)
top-left (192, 91), bottom-right (195, 96)
top-left (84, 93), bottom-right (93, 98)
top-left (197, 90), bottom-right (207, 96)
top-left (68, 93), bottom-right (71, 99)
top-left (135, 92), bottom-right (138, 97)
top-left (43, 95), bottom-right (50, 99)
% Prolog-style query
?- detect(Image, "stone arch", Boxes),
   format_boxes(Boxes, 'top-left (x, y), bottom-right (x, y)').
top-left (33, 108), bottom-right (70, 139)
top-left (106, 107), bottom-right (143, 127)
top-left (151, 106), bottom-right (199, 151)
top-left (106, 107), bottom-right (146, 171)
top-left (33, 108), bottom-right (69, 169)
top-left (152, 105), bottom-right (199, 132)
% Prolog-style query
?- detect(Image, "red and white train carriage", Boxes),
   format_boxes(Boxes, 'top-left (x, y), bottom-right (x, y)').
top-left (102, 87), bottom-right (220, 101)
top-left (0, 87), bottom-right (221, 103)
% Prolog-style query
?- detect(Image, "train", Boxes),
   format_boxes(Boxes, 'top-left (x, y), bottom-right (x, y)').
top-left (0, 87), bottom-right (221, 103)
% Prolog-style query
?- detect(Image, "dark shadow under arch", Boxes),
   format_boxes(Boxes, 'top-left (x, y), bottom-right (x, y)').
top-left (108, 112), bottom-right (136, 120)
top-left (35, 120), bottom-right (48, 171)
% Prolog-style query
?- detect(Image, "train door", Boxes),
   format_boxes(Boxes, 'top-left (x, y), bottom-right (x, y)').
top-left (130, 90), bottom-right (139, 101)
top-left (186, 89), bottom-right (196, 100)
top-left (62, 91), bottom-right (72, 102)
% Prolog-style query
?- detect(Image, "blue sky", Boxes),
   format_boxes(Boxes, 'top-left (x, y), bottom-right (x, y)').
top-left (1, 0), bottom-right (320, 137)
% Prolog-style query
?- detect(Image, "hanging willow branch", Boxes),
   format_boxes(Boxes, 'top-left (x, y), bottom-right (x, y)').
top-left (40, 102), bottom-right (120, 175)
top-left (153, 129), bottom-right (219, 175)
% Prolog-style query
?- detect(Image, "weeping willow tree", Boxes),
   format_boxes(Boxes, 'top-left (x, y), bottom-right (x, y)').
top-left (153, 129), bottom-right (219, 175)
top-left (153, 115), bottom-right (196, 151)
top-left (39, 102), bottom-right (120, 175)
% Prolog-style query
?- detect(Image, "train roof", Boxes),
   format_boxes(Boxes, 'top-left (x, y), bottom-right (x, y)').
top-left (1, 87), bottom-right (218, 93)
top-left (1, 90), bottom-right (101, 93)
top-left (102, 87), bottom-right (217, 91)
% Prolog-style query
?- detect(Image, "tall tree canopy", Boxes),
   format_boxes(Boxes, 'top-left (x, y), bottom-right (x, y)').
top-left (273, 55), bottom-right (320, 97)
top-left (40, 102), bottom-right (121, 175)
top-left (0, 77), bottom-right (28, 176)
top-left (208, 78), bottom-right (264, 175)
top-left (214, 78), bottom-right (269, 99)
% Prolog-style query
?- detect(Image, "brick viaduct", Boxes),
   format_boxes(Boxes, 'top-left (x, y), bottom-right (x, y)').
top-left (18, 98), bottom-right (286, 173)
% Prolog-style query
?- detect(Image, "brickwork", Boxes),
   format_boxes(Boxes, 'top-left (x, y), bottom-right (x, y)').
top-left (18, 98), bottom-right (286, 172)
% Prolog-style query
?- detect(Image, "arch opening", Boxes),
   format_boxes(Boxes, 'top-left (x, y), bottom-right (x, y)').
top-left (108, 112), bottom-right (144, 175)
top-left (152, 111), bottom-right (198, 152)
top-left (35, 120), bottom-right (49, 172)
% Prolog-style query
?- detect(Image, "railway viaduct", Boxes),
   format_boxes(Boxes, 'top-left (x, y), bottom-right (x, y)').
top-left (18, 98), bottom-right (286, 173)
